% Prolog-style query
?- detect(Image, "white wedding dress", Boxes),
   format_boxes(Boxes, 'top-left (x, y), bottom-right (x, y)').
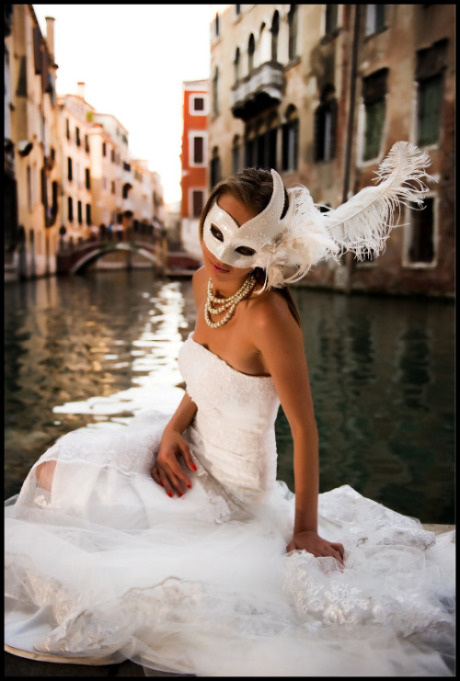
top-left (5, 335), bottom-right (455, 676)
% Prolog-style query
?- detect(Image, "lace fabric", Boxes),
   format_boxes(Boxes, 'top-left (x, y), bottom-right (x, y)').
top-left (4, 335), bottom-right (456, 676)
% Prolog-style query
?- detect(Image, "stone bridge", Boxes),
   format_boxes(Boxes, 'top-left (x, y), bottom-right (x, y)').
top-left (57, 239), bottom-right (200, 276)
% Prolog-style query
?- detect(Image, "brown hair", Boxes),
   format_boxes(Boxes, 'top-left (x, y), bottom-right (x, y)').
top-left (199, 168), bottom-right (301, 326)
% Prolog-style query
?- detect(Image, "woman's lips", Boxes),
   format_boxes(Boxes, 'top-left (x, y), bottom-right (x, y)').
top-left (211, 261), bottom-right (230, 274)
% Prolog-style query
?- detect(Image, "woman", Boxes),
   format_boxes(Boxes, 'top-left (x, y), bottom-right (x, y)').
top-left (5, 143), bottom-right (455, 676)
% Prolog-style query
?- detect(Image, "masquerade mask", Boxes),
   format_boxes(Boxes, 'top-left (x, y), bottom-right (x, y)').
top-left (202, 142), bottom-right (431, 288)
top-left (203, 169), bottom-right (286, 269)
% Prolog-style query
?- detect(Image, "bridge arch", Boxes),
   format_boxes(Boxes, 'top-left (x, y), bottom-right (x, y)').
top-left (69, 243), bottom-right (160, 274)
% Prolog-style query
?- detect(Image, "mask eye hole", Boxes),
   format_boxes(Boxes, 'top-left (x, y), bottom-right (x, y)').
top-left (210, 224), bottom-right (224, 242)
top-left (235, 246), bottom-right (256, 257)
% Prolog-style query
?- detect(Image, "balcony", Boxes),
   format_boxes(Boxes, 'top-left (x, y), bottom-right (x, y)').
top-left (231, 62), bottom-right (285, 121)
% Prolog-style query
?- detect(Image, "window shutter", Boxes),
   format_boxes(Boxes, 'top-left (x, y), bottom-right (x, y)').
top-left (314, 106), bottom-right (323, 161)
top-left (416, 39), bottom-right (448, 80)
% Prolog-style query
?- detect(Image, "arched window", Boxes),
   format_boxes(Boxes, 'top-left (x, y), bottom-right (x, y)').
top-left (232, 135), bottom-right (241, 173)
top-left (248, 34), bottom-right (255, 75)
top-left (271, 10), bottom-right (279, 62)
top-left (255, 119), bottom-right (267, 168)
top-left (282, 105), bottom-right (299, 171)
top-left (314, 84), bottom-right (337, 162)
top-left (245, 124), bottom-right (256, 167)
top-left (267, 112), bottom-right (279, 169)
top-left (288, 5), bottom-right (298, 61)
top-left (212, 66), bottom-right (219, 116)
top-left (210, 147), bottom-right (221, 188)
top-left (234, 47), bottom-right (240, 85)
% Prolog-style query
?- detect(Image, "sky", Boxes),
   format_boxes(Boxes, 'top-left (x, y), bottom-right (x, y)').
top-left (33, 4), bottom-right (213, 205)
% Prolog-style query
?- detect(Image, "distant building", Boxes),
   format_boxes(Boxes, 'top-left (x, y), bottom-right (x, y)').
top-left (4, 4), bottom-right (165, 281)
top-left (180, 79), bottom-right (209, 261)
top-left (4, 5), bottom-right (61, 280)
top-left (208, 4), bottom-right (455, 297)
top-left (57, 85), bottom-right (96, 245)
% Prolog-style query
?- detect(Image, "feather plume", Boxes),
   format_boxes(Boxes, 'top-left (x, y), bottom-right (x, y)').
top-left (322, 142), bottom-right (433, 260)
top-left (253, 185), bottom-right (341, 289)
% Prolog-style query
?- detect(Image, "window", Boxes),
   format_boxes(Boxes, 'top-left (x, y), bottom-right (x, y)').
top-left (86, 203), bottom-right (92, 226)
top-left (67, 157), bottom-right (73, 181)
top-left (102, 141), bottom-right (106, 157)
top-left (210, 147), bottom-right (221, 188)
top-left (192, 190), bottom-right (205, 218)
top-left (256, 132), bottom-right (266, 168)
top-left (192, 135), bottom-right (205, 165)
top-left (66, 118), bottom-right (70, 140)
top-left (111, 180), bottom-right (116, 194)
top-left (190, 94), bottom-right (208, 115)
top-left (245, 126), bottom-right (257, 167)
top-left (111, 149), bottom-right (115, 163)
top-left (232, 135), bottom-right (241, 173)
top-left (365, 4), bottom-right (386, 36)
top-left (212, 67), bottom-right (219, 116)
top-left (27, 165), bottom-right (32, 211)
top-left (51, 181), bottom-right (58, 222)
top-left (417, 76), bottom-right (443, 146)
top-left (362, 69), bottom-right (388, 161)
top-left (271, 11), bottom-right (279, 61)
top-left (214, 13), bottom-right (219, 39)
top-left (75, 127), bottom-right (80, 147)
top-left (85, 168), bottom-right (91, 189)
top-left (406, 197), bottom-right (435, 264)
top-left (325, 5), bottom-right (339, 36)
top-left (234, 48), bottom-right (241, 84)
top-left (248, 34), bottom-right (255, 74)
top-left (235, 4), bottom-right (241, 17)
top-left (288, 5), bottom-right (298, 60)
top-left (267, 114), bottom-right (278, 169)
top-left (314, 85), bottom-right (337, 161)
top-left (282, 106), bottom-right (299, 171)
top-left (68, 196), bottom-right (73, 222)
top-left (415, 40), bottom-right (447, 147)
top-left (77, 199), bottom-right (83, 225)
top-left (85, 134), bottom-right (89, 153)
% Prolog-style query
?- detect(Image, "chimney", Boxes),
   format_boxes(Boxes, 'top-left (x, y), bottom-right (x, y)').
top-left (45, 17), bottom-right (55, 61)
top-left (77, 81), bottom-right (85, 100)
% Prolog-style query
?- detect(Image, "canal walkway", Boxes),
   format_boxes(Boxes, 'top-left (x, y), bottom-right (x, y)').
top-left (5, 524), bottom-right (455, 678)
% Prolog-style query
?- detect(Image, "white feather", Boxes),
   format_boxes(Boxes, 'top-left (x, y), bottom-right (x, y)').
top-left (321, 142), bottom-right (433, 260)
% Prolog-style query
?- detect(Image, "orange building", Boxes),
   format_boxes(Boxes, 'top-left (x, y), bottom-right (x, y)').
top-left (180, 79), bottom-right (209, 260)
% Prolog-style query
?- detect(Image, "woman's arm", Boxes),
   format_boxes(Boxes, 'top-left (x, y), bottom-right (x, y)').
top-left (151, 391), bottom-right (198, 497)
top-left (249, 293), bottom-right (344, 564)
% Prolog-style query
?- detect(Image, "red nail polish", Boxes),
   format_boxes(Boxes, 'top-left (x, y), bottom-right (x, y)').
top-left (168, 491), bottom-right (173, 497)
top-left (186, 483), bottom-right (191, 489)
top-left (191, 465), bottom-right (197, 471)
top-left (179, 492), bottom-right (183, 498)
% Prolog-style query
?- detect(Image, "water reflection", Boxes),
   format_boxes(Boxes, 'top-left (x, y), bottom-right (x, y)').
top-left (4, 272), bottom-right (454, 523)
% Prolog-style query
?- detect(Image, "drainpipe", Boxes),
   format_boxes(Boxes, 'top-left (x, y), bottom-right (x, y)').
top-left (342, 4), bottom-right (361, 294)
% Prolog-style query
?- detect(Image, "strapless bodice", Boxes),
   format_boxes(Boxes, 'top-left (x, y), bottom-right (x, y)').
top-left (178, 335), bottom-right (281, 500)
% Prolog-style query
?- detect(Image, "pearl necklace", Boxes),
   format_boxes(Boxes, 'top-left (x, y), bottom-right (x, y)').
top-left (204, 274), bottom-right (257, 328)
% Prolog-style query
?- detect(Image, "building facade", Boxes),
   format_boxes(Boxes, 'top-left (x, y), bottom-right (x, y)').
top-left (4, 4), bottom-right (61, 280)
top-left (4, 4), bottom-right (165, 281)
top-left (180, 79), bottom-right (209, 261)
top-left (57, 85), bottom-right (96, 245)
top-left (208, 4), bottom-right (455, 297)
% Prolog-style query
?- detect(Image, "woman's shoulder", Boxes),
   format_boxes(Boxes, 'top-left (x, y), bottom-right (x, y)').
top-left (248, 287), bottom-right (297, 332)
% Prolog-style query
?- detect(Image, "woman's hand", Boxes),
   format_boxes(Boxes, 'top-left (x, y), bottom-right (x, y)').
top-left (151, 428), bottom-right (197, 498)
top-left (286, 530), bottom-right (345, 567)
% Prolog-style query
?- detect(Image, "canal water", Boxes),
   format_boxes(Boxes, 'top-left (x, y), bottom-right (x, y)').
top-left (4, 270), bottom-right (454, 524)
